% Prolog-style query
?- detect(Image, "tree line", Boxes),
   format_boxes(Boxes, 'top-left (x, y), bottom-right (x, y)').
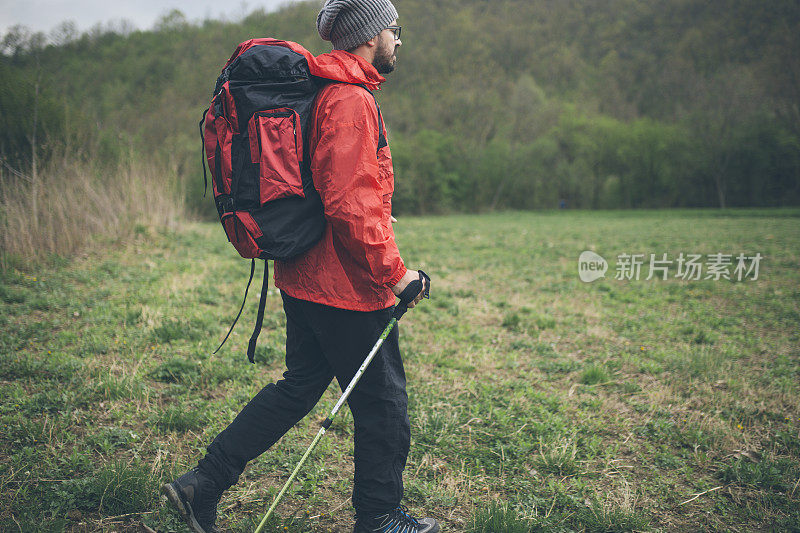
top-left (1, 0), bottom-right (798, 218)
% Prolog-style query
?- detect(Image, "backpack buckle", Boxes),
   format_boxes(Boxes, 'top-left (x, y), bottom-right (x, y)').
top-left (216, 195), bottom-right (235, 218)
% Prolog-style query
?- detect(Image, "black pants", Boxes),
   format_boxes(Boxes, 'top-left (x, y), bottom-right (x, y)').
top-left (197, 291), bottom-right (410, 515)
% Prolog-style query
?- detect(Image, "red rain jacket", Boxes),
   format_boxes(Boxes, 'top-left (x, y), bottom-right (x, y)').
top-left (274, 50), bottom-right (407, 311)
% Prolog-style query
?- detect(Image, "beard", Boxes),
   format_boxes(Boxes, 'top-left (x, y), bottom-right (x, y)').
top-left (373, 39), bottom-right (397, 74)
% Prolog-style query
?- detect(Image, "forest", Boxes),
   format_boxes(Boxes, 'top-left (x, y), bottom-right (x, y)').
top-left (1, 0), bottom-right (798, 228)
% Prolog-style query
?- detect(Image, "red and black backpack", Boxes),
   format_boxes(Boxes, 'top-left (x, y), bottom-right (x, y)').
top-left (200, 39), bottom-right (385, 362)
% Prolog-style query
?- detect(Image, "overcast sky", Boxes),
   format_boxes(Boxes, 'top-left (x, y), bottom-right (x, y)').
top-left (0, 0), bottom-right (307, 37)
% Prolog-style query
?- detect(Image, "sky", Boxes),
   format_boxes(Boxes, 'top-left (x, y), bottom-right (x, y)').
top-left (0, 0), bottom-right (306, 37)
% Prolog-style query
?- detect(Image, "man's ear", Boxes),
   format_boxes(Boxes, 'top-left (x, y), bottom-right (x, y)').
top-left (364, 35), bottom-right (378, 48)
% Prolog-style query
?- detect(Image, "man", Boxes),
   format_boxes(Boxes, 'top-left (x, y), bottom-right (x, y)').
top-left (162, 1), bottom-right (440, 532)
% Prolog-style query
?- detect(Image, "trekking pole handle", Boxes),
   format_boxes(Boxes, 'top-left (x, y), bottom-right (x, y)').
top-left (393, 270), bottom-right (430, 320)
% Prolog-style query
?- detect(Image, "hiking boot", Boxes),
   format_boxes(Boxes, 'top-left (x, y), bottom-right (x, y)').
top-left (161, 467), bottom-right (223, 533)
top-left (354, 505), bottom-right (440, 533)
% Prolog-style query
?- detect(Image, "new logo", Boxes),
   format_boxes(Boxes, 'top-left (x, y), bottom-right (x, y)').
top-left (578, 251), bottom-right (608, 283)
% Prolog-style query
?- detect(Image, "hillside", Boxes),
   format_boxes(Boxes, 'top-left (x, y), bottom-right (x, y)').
top-left (1, 0), bottom-right (799, 216)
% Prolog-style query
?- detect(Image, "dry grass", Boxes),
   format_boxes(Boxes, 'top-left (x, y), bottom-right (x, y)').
top-left (0, 152), bottom-right (184, 269)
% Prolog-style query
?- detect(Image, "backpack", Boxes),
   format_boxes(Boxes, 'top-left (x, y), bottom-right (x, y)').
top-left (200, 39), bottom-right (386, 362)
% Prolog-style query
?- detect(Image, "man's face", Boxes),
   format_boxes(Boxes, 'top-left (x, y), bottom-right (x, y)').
top-left (373, 19), bottom-right (401, 74)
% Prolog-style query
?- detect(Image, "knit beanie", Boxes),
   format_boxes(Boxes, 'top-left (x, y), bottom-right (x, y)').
top-left (317, 0), bottom-right (399, 51)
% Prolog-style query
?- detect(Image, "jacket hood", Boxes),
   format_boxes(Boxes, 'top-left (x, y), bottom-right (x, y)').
top-left (313, 50), bottom-right (385, 90)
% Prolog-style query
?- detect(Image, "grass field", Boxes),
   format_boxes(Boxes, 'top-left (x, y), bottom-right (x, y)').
top-left (1, 209), bottom-right (799, 532)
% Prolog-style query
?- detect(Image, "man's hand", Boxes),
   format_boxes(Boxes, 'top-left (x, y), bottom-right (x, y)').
top-left (392, 269), bottom-right (425, 309)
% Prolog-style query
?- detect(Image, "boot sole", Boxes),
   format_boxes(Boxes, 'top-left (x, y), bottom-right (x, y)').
top-left (353, 518), bottom-right (440, 533)
top-left (161, 482), bottom-right (209, 533)
top-left (425, 522), bottom-right (441, 533)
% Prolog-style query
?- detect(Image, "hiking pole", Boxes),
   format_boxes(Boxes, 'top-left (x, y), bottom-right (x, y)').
top-left (254, 271), bottom-right (431, 533)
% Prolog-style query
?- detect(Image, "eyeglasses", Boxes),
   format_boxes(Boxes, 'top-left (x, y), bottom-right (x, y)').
top-left (386, 25), bottom-right (401, 40)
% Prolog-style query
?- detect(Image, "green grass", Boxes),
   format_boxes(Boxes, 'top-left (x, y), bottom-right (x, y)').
top-left (59, 459), bottom-right (161, 515)
top-left (153, 403), bottom-right (209, 432)
top-left (1, 208), bottom-right (799, 531)
top-left (468, 502), bottom-right (533, 532)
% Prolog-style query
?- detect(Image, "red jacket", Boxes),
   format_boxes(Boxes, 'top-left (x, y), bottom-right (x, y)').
top-left (274, 51), bottom-right (406, 311)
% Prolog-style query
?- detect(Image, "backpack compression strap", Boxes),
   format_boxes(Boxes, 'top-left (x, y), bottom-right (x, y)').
top-left (213, 259), bottom-right (269, 364)
top-left (247, 261), bottom-right (269, 364)
top-left (199, 108), bottom-right (209, 198)
top-left (214, 259), bottom-right (256, 354)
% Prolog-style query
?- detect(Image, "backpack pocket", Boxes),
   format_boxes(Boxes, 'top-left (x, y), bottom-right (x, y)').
top-left (248, 108), bottom-right (305, 205)
top-left (206, 83), bottom-right (240, 196)
top-left (211, 115), bottom-right (236, 195)
top-left (221, 212), bottom-right (264, 259)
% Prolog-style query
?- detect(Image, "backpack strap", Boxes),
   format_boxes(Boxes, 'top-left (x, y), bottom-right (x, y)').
top-left (214, 258), bottom-right (256, 355)
top-left (199, 108), bottom-right (209, 198)
top-left (213, 258), bottom-right (270, 364)
top-left (355, 84), bottom-right (388, 152)
top-left (247, 260), bottom-right (270, 364)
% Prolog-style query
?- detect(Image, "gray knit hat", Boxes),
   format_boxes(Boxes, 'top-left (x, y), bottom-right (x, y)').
top-left (317, 0), bottom-right (398, 51)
